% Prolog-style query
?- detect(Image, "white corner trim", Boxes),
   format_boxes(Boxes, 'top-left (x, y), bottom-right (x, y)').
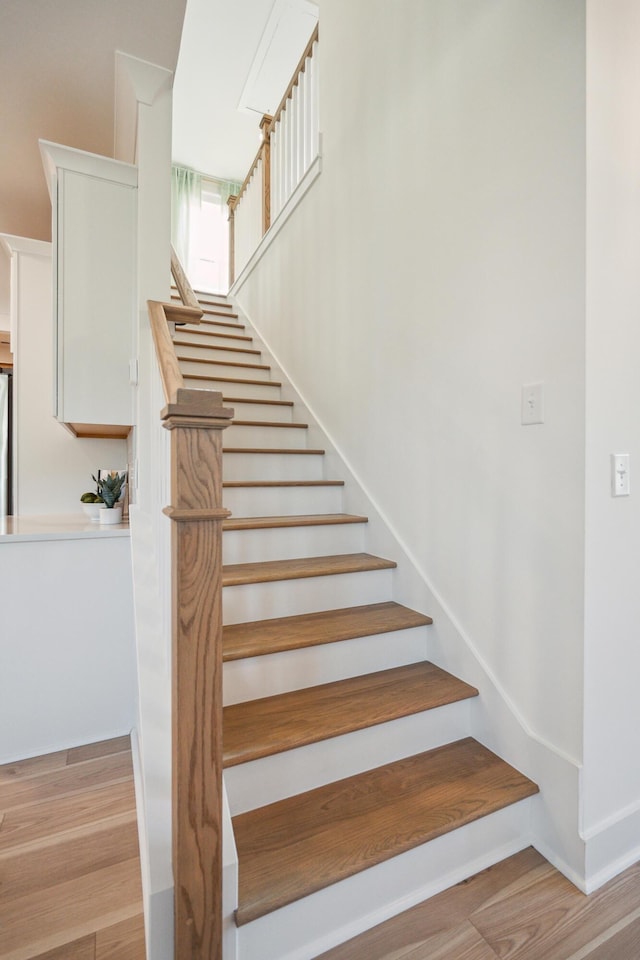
top-left (116, 51), bottom-right (173, 106)
top-left (39, 140), bottom-right (138, 200)
top-left (114, 52), bottom-right (173, 164)
top-left (230, 152), bottom-right (322, 295)
top-left (0, 234), bottom-right (51, 259)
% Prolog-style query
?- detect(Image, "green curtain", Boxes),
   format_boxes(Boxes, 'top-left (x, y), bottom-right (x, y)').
top-left (171, 165), bottom-right (201, 276)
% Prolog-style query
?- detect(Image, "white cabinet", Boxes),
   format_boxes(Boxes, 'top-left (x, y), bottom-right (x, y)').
top-left (40, 141), bottom-right (137, 438)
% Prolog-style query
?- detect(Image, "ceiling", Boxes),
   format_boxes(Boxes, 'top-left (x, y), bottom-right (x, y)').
top-left (0, 0), bottom-right (188, 243)
top-left (172, 0), bottom-right (319, 183)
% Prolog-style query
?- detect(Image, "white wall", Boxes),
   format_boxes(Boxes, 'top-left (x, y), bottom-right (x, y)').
top-left (0, 236), bottom-right (128, 514)
top-left (0, 531), bottom-right (137, 764)
top-left (583, 0), bottom-right (640, 887)
top-left (233, 0), bottom-right (588, 877)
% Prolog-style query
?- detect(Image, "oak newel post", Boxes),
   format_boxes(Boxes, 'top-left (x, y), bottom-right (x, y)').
top-left (163, 395), bottom-right (233, 960)
top-left (149, 287), bottom-right (233, 959)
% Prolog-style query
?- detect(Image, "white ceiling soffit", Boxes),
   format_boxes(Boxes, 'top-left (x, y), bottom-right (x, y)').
top-left (238, 0), bottom-right (318, 117)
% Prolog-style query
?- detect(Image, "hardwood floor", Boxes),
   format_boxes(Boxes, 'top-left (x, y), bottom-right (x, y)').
top-left (314, 847), bottom-right (640, 960)
top-left (0, 736), bottom-right (144, 960)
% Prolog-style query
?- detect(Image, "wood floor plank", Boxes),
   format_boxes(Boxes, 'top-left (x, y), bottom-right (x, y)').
top-left (223, 513), bottom-right (367, 531)
top-left (223, 552), bottom-right (396, 587)
top-left (471, 859), bottom-right (640, 960)
top-left (65, 737), bottom-right (131, 765)
top-left (314, 848), bottom-right (545, 960)
top-left (29, 936), bottom-right (96, 960)
top-left (224, 662), bottom-right (478, 765)
top-left (580, 914), bottom-right (640, 960)
top-left (95, 915), bottom-right (145, 960)
top-left (0, 813), bottom-right (139, 904)
top-left (223, 601), bottom-right (432, 660)
top-left (0, 859), bottom-right (142, 960)
top-left (0, 778), bottom-right (135, 852)
top-left (0, 752), bottom-right (69, 784)
top-left (400, 921), bottom-right (499, 960)
top-left (233, 739), bottom-right (538, 924)
top-left (0, 752), bottom-right (133, 813)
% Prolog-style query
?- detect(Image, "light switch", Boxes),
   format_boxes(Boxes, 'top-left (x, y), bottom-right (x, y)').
top-left (611, 454), bottom-right (630, 497)
top-left (521, 382), bottom-right (544, 425)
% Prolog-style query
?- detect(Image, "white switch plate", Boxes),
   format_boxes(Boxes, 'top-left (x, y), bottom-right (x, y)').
top-left (521, 382), bottom-right (544, 425)
top-left (611, 453), bottom-right (630, 496)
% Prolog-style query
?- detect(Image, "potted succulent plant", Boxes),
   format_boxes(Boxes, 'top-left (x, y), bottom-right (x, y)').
top-left (93, 471), bottom-right (127, 524)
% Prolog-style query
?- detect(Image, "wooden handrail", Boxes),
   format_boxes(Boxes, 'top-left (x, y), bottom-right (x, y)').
top-left (171, 243), bottom-right (201, 311)
top-left (147, 273), bottom-right (233, 959)
top-left (269, 23), bottom-right (319, 132)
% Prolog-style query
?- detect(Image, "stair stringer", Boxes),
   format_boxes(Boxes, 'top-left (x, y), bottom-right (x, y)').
top-left (227, 298), bottom-right (584, 889)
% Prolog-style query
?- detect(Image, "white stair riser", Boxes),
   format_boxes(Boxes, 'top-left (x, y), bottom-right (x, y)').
top-left (225, 423), bottom-right (308, 449)
top-left (223, 626), bottom-right (429, 706)
top-left (179, 358), bottom-right (271, 380)
top-left (223, 568), bottom-right (394, 624)
top-left (234, 800), bottom-right (534, 960)
top-left (226, 701), bottom-right (472, 814)
top-left (223, 484), bottom-right (343, 517)
top-left (222, 400), bottom-right (293, 423)
top-left (184, 377), bottom-right (281, 400)
top-left (175, 342), bottom-right (260, 363)
top-left (223, 452), bottom-right (327, 482)
top-left (223, 521), bottom-right (365, 565)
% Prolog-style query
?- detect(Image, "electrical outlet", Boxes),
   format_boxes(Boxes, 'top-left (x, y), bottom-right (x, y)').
top-left (611, 454), bottom-right (630, 497)
top-left (521, 382), bottom-right (544, 425)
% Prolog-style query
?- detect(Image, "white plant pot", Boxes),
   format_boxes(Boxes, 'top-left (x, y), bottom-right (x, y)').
top-left (82, 502), bottom-right (102, 522)
top-left (99, 505), bottom-right (123, 525)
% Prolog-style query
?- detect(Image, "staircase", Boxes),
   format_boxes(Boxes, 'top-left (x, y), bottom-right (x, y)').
top-left (173, 291), bottom-right (539, 960)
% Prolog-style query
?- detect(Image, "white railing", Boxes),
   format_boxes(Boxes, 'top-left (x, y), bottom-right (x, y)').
top-left (228, 25), bottom-right (319, 284)
top-left (271, 33), bottom-right (318, 221)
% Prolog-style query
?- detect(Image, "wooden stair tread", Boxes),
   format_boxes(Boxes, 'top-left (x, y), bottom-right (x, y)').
top-left (185, 374), bottom-right (282, 388)
top-left (222, 552), bottom-right (396, 586)
top-left (223, 396), bottom-right (293, 407)
top-left (222, 600), bottom-right (432, 660)
top-left (173, 339), bottom-right (260, 356)
top-left (223, 480), bottom-right (343, 488)
top-left (194, 317), bottom-right (246, 330)
top-left (177, 355), bottom-right (270, 372)
top-left (200, 306), bottom-right (239, 318)
top-left (230, 419), bottom-right (308, 429)
top-left (223, 513), bottom-right (367, 531)
top-left (233, 738), bottom-right (539, 924)
top-left (223, 662), bottom-right (477, 767)
top-left (177, 328), bottom-right (252, 342)
top-left (223, 447), bottom-right (324, 455)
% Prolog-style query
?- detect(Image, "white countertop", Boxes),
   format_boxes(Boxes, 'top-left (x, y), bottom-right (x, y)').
top-left (0, 514), bottom-right (130, 543)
